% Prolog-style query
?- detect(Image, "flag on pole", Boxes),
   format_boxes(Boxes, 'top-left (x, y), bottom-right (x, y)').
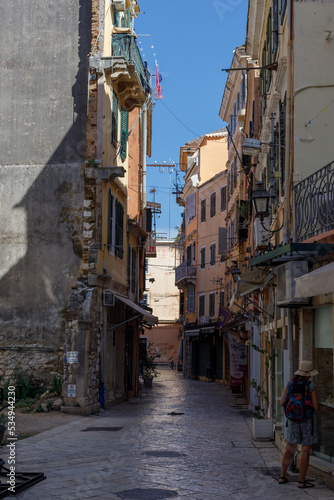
top-left (217, 304), bottom-right (232, 328)
top-left (155, 66), bottom-right (162, 99)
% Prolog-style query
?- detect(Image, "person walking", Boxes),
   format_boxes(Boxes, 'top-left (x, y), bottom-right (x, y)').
top-left (278, 360), bottom-right (319, 488)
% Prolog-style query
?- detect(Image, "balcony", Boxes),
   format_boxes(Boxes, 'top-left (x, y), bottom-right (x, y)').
top-left (146, 233), bottom-right (156, 258)
top-left (175, 262), bottom-right (196, 289)
top-left (294, 160), bottom-right (334, 242)
top-left (88, 34), bottom-right (150, 111)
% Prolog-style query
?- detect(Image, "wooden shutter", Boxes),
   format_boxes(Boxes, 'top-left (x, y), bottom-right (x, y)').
top-left (210, 192), bottom-right (216, 217)
top-left (199, 295), bottom-right (205, 317)
top-left (221, 186), bottom-right (226, 212)
top-left (112, 91), bottom-right (118, 144)
top-left (200, 247), bottom-right (205, 269)
top-left (115, 200), bottom-right (124, 259)
top-left (108, 190), bottom-right (114, 247)
top-left (218, 227), bottom-right (227, 255)
top-left (209, 293), bottom-right (215, 317)
top-left (201, 199), bottom-right (206, 222)
top-left (120, 107), bottom-right (128, 158)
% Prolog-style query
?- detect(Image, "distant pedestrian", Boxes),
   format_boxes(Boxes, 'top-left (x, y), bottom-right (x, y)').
top-left (278, 360), bottom-right (319, 488)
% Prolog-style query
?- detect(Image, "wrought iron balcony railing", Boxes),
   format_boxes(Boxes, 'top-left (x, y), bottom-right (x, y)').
top-left (175, 262), bottom-right (196, 285)
top-left (294, 160), bottom-right (334, 241)
top-left (112, 34), bottom-right (150, 95)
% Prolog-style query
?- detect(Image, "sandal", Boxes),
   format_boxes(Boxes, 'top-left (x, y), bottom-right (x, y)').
top-left (298, 481), bottom-right (314, 488)
top-left (278, 476), bottom-right (288, 484)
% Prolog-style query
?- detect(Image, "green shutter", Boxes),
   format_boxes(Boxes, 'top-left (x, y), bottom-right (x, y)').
top-left (115, 200), bottom-right (124, 259)
top-left (108, 190), bottom-right (114, 247)
top-left (114, 11), bottom-right (120, 28)
top-left (112, 91), bottom-right (118, 144)
top-left (120, 107), bottom-right (128, 159)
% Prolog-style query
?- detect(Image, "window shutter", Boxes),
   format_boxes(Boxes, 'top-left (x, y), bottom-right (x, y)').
top-left (112, 91), bottom-right (118, 144)
top-left (210, 244), bottom-right (216, 266)
top-left (273, 0), bottom-right (278, 60)
top-left (108, 190), bottom-right (114, 247)
top-left (218, 227), bottom-right (227, 255)
top-left (115, 200), bottom-right (124, 259)
top-left (201, 199), bottom-right (206, 222)
top-left (120, 107), bottom-right (128, 158)
top-left (210, 192), bottom-right (216, 217)
top-left (220, 186), bottom-right (227, 212)
top-left (114, 11), bottom-right (120, 28)
top-left (188, 284), bottom-right (195, 312)
top-left (200, 247), bottom-right (206, 269)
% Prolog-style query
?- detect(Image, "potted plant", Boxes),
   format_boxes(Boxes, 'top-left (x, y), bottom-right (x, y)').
top-left (141, 342), bottom-right (159, 387)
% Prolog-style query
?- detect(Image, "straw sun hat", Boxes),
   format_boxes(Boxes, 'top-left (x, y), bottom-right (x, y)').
top-left (294, 360), bottom-right (318, 377)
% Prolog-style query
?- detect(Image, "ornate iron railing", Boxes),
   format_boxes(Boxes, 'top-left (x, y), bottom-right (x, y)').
top-left (112, 34), bottom-right (150, 94)
top-left (294, 160), bottom-right (334, 241)
top-left (175, 262), bottom-right (196, 283)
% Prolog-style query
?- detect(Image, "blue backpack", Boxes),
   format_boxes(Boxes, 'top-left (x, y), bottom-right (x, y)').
top-left (284, 379), bottom-right (314, 423)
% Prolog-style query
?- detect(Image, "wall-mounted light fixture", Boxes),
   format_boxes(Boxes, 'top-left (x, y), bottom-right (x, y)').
top-left (231, 261), bottom-right (241, 283)
top-left (251, 182), bottom-right (270, 220)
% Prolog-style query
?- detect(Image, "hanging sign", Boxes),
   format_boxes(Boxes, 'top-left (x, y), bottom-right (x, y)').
top-left (228, 332), bottom-right (244, 386)
top-left (239, 344), bottom-right (248, 372)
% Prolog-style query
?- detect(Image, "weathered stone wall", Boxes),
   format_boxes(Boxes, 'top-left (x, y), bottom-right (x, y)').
top-left (0, 0), bottom-right (92, 380)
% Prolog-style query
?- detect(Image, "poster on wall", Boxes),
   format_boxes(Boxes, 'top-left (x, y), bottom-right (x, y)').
top-left (228, 332), bottom-right (244, 386)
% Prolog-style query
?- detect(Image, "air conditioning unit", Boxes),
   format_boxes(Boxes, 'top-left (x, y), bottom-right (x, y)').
top-left (276, 261), bottom-right (310, 307)
top-left (103, 291), bottom-right (115, 307)
top-left (199, 316), bottom-right (210, 325)
top-left (112, 0), bottom-right (125, 11)
top-left (253, 218), bottom-right (270, 250)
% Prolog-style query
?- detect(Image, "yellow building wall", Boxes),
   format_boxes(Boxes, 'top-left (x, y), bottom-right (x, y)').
top-left (294, 2), bottom-right (334, 180)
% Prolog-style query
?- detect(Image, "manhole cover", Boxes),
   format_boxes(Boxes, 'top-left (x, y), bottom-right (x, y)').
top-left (144, 450), bottom-right (186, 458)
top-left (116, 488), bottom-right (178, 499)
top-left (81, 427), bottom-right (123, 432)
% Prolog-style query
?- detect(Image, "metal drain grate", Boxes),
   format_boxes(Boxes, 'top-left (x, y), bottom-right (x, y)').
top-left (143, 450), bottom-right (186, 458)
top-left (81, 426), bottom-right (123, 432)
top-left (115, 488), bottom-right (178, 499)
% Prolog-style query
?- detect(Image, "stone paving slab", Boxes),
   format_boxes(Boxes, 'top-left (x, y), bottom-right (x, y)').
top-left (0, 368), bottom-right (333, 499)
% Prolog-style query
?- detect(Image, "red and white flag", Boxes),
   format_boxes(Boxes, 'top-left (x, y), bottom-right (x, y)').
top-left (155, 66), bottom-right (162, 99)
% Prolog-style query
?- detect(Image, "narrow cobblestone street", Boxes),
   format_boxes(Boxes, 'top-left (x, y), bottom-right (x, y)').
top-left (1, 368), bottom-right (333, 499)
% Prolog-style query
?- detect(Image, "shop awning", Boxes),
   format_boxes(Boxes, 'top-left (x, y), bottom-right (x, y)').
top-left (115, 294), bottom-right (158, 325)
top-left (237, 268), bottom-right (273, 297)
top-left (294, 261), bottom-right (334, 298)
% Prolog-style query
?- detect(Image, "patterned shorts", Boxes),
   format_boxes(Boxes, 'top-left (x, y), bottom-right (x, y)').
top-left (287, 414), bottom-right (318, 445)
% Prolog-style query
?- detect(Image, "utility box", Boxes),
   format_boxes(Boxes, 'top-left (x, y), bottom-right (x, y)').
top-left (276, 261), bottom-right (310, 307)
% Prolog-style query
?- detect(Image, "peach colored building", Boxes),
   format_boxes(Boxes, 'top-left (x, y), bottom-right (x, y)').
top-left (145, 239), bottom-right (182, 364)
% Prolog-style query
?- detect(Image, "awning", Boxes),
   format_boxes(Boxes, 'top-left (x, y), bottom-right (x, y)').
top-left (251, 242), bottom-right (334, 267)
top-left (237, 268), bottom-right (273, 297)
top-left (294, 261), bottom-right (334, 298)
top-left (115, 294), bottom-right (158, 325)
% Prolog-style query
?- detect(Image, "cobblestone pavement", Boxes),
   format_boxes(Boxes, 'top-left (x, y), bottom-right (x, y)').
top-left (1, 367), bottom-right (334, 499)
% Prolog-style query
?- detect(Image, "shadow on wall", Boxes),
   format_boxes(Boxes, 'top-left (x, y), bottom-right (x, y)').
top-left (0, 0), bottom-right (92, 344)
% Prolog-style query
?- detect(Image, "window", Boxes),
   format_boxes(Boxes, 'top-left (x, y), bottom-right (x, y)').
top-left (220, 186), bottom-right (227, 212)
top-left (273, 0), bottom-right (279, 60)
top-left (108, 189), bottom-right (114, 248)
top-left (186, 192), bottom-right (196, 223)
top-left (201, 199), bottom-right (206, 222)
top-left (210, 243), bottom-right (216, 266)
top-left (180, 291), bottom-right (184, 316)
top-left (186, 245), bottom-right (191, 264)
top-left (210, 192), bottom-right (216, 217)
top-left (192, 242), bottom-right (196, 261)
top-left (218, 227), bottom-right (227, 256)
top-left (200, 247), bottom-right (206, 269)
top-left (209, 293), bottom-right (215, 317)
top-left (115, 199), bottom-right (124, 259)
top-left (187, 284), bottom-right (195, 312)
top-left (112, 90), bottom-right (118, 144)
top-left (281, 0), bottom-right (287, 24)
top-left (120, 107), bottom-right (128, 159)
top-left (219, 291), bottom-right (225, 307)
top-left (199, 295), bottom-right (205, 317)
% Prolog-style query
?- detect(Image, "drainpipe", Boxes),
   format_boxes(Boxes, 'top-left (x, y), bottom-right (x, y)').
top-left (286, 0), bottom-right (295, 380)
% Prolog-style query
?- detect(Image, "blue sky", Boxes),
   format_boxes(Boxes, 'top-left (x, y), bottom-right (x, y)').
top-left (137, 0), bottom-right (248, 238)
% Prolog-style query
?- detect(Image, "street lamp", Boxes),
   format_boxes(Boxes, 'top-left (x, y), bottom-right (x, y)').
top-left (251, 182), bottom-right (270, 220)
top-left (231, 261), bottom-right (241, 283)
